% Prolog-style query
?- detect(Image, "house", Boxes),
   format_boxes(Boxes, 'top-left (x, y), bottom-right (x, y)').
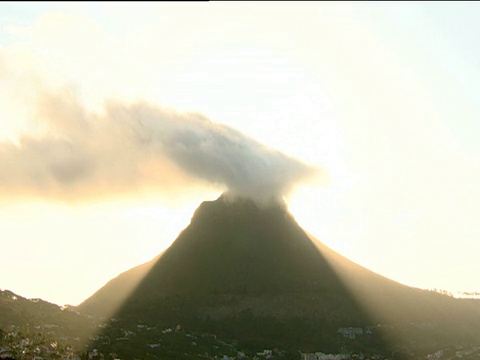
top-left (300, 353), bottom-right (317, 360)
top-left (257, 349), bottom-right (272, 358)
top-left (0, 350), bottom-right (14, 360)
top-left (337, 327), bottom-right (363, 340)
top-left (300, 353), bottom-right (349, 360)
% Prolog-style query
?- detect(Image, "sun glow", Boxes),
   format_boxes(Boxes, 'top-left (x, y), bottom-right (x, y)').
top-left (1, 2), bottom-right (480, 308)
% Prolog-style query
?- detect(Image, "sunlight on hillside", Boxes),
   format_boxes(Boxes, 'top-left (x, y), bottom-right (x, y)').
top-left (79, 253), bottom-right (164, 317)
top-left (306, 232), bottom-right (404, 350)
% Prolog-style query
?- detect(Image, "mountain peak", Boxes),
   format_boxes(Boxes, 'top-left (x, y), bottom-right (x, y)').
top-left (190, 193), bottom-right (289, 227)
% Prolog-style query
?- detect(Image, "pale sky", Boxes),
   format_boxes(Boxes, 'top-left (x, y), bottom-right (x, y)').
top-left (0, 2), bottom-right (479, 306)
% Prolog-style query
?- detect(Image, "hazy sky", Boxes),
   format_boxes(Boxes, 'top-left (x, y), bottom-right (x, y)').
top-left (1, 2), bottom-right (479, 306)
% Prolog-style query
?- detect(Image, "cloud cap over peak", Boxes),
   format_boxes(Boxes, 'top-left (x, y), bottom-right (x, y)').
top-left (0, 92), bottom-right (317, 203)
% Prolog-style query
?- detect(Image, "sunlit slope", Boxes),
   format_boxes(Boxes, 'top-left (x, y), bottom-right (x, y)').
top-left (310, 235), bottom-right (480, 324)
top-left (308, 235), bottom-right (480, 347)
top-left (77, 252), bottom-right (162, 319)
top-left (79, 195), bottom-right (480, 351)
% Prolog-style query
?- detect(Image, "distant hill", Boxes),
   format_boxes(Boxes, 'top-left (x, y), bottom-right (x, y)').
top-left (0, 289), bottom-right (61, 326)
top-left (0, 289), bottom-right (92, 343)
top-left (75, 195), bottom-right (480, 354)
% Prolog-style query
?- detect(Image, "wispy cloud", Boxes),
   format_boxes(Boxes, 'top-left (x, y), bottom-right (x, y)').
top-left (0, 89), bottom-right (316, 203)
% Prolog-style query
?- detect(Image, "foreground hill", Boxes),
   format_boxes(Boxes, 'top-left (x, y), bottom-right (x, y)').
top-left (79, 195), bottom-right (480, 354)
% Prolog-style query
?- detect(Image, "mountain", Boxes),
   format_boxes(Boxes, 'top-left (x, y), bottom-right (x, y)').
top-left (78, 195), bottom-right (480, 354)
